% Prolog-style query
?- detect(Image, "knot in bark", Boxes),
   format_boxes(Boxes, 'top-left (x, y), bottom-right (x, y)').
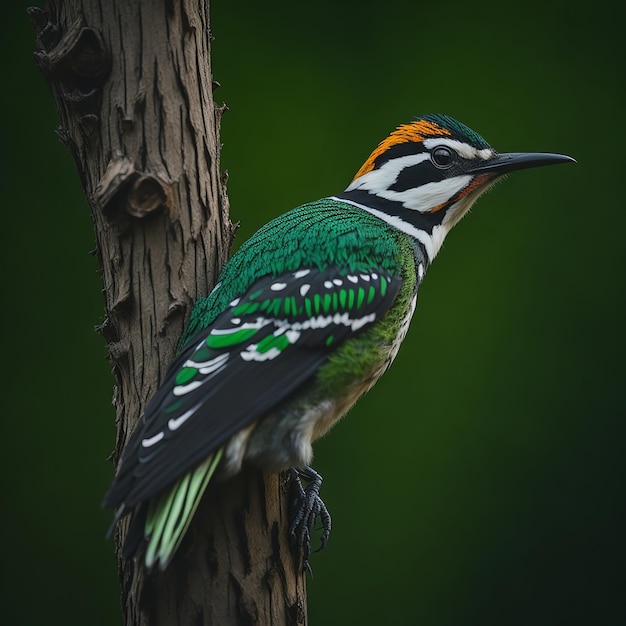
top-left (126, 176), bottom-right (171, 219)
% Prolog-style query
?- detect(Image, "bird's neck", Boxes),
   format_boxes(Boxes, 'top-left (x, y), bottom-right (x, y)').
top-left (330, 191), bottom-right (452, 262)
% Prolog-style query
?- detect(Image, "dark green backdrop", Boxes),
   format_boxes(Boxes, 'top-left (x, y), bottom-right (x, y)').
top-left (1, 2), bottom-right (624, 624)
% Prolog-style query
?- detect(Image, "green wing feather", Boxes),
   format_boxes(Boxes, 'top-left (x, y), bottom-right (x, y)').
top-left (144, 449), bottom-right (223, 570)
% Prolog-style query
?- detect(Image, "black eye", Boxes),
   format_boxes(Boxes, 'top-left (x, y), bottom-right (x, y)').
top-left (431, 146), bottom-right (456, 168)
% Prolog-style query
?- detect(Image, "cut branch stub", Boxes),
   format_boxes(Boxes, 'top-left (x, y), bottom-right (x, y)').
top-left (94, 159), bottom-right (172, 219)
top-left (33, 17), bottom-right (110, 85)
top-left (94, 157), bottom-right (137, 216)
top-left (126, 175), bottom-right (172, 219)
top-left (65, 26), bottom-right (110, 80)
top-left (31, 11), bottom-right (110, 130)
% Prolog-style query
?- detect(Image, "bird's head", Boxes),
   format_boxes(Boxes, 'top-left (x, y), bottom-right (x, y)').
top-left (336, 114), bottom-right (575, 260)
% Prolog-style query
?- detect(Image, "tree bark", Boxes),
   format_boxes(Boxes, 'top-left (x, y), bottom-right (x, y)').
top-left (30, 1), bottom-right (306, 624)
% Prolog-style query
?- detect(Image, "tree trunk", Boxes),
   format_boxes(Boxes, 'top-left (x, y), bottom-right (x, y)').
top-left (30, 1), bottom-right (306, 624)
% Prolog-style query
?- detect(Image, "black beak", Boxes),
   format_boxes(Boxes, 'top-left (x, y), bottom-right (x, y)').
top-left (469, 152), bottom-right (576, 175)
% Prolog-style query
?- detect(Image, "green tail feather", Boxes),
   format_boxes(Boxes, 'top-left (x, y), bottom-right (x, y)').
top-left (144, 448), bottom-right (223, 570)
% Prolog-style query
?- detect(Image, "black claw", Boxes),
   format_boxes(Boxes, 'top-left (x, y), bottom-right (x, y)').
top-left (288, 466), bottom-right (332, 572)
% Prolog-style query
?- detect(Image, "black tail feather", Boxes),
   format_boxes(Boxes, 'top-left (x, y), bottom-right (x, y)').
top-left (122, 504), bottom-right (148, 561)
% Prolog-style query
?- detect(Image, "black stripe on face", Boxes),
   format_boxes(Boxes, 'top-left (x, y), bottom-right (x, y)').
top-left (336, 189), bottom-right (447, 234)
top-left (388, 160), bottom-right (448, 192)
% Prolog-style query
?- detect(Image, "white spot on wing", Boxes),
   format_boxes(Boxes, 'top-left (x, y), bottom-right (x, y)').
top-left (173, 380), bottom-right (206, 396)
top-left (240, 346), bottom-right (281, 362)
top-left (276, 310), bottom-right (379, 334)
top-left (186, 353), bottom-right (229, 371)
top-left (351, 313), bottom-right (376, 331)
top-left (285, 329), bottom-right (301, 343)
top-left (198, 353), bottom-right (229, 375)
top-left (230, 298), bottom-right (240, 307)
top-left (271, 282), bottom-right (287, 291)
top-left (324, 281), bottom-right (333, 289)
top-left (141, 432), bottom-right (164, 448)
top-left (294, 269), bottom-right (311, 278)
top-left (300, 284), bottom-right (311, 297)
top-left (210, 319), bottom-right (271, 334)
top-left (168, 406), bottom-right (199, 431)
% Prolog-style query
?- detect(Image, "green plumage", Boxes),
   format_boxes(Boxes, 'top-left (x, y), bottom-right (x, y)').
top-left (183, 198), bottom-right (412, 344)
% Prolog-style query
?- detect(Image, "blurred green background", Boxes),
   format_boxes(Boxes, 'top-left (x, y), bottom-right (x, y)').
top-left (1, 1), bottom-right (624, 624)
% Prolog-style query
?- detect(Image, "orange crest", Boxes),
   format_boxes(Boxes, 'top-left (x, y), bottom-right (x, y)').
top-left (353, 120), bottom-right (451, 181)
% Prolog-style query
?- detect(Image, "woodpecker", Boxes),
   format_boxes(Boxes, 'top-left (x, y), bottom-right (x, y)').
top-left (103, 114), bottom-right (574, 570)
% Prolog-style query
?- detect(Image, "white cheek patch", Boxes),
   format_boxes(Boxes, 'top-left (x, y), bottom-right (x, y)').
top-left (423, 138), bottom-right (494, 161)
top-left (379, 175), bottom-right (472, 212)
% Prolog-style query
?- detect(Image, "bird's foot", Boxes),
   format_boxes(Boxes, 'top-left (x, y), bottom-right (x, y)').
top-left (288, 466), bottom-right (331, 573)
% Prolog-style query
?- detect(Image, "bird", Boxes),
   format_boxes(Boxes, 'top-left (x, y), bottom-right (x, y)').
top-left (103, 114), bottom-right (574, 571)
